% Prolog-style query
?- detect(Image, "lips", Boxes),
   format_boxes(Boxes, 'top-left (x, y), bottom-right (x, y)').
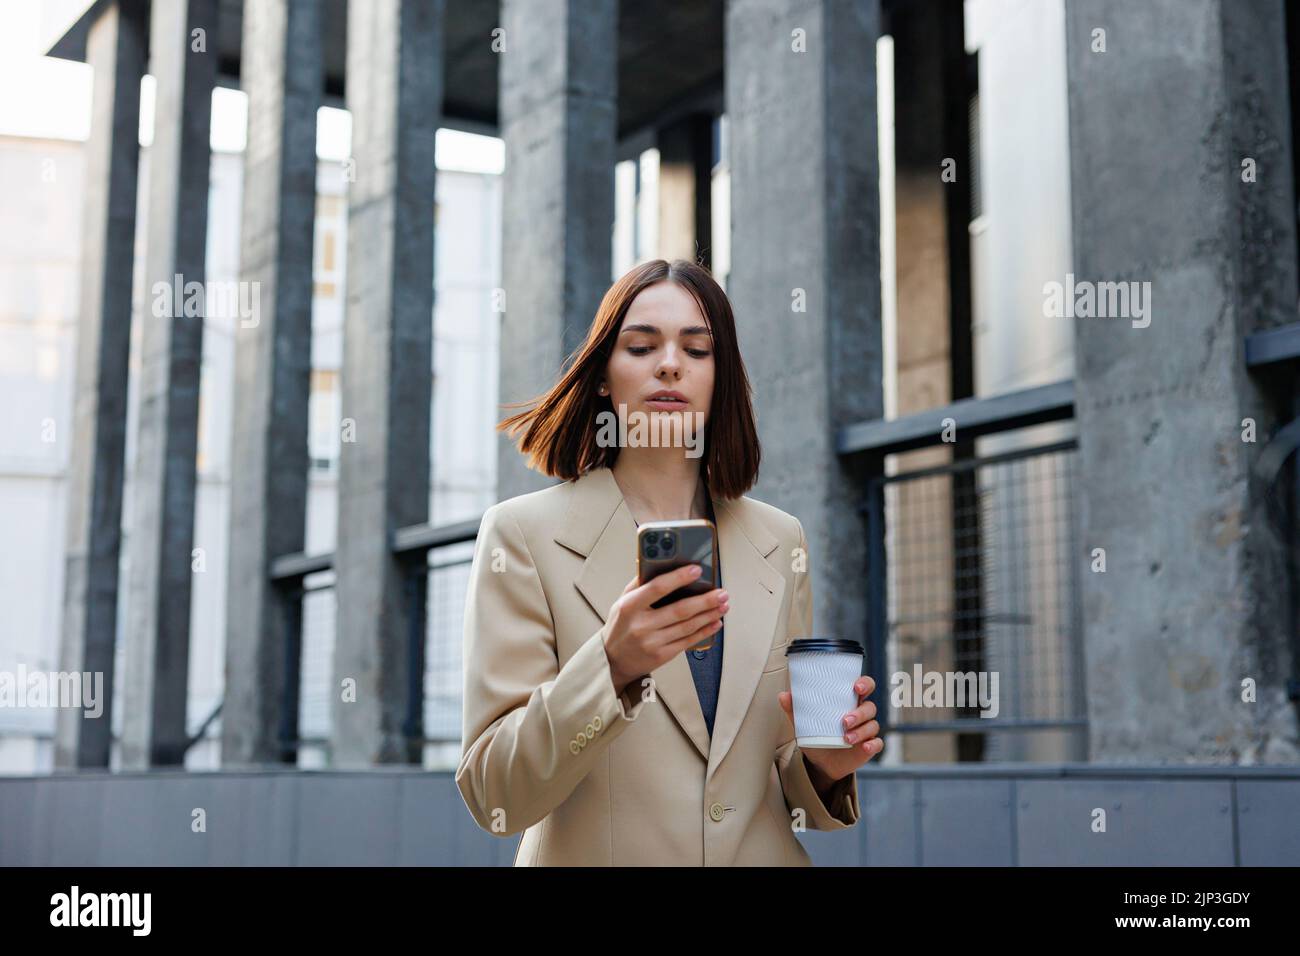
top-left (646, 390), bottom-right (688, 405)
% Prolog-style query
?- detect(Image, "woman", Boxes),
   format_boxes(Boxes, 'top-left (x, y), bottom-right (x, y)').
top-left (455, 258), bottom-right (883, 866)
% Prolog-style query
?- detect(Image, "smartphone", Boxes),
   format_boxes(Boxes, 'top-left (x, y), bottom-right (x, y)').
top-left (637, 518), bottom-right (719, 652)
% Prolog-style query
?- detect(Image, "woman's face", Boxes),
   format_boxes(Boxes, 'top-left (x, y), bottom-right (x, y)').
top-left (601, 280), bottom-right (714, 433)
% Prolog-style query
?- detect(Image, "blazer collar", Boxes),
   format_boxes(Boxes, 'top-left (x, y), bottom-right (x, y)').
top-left (555, 466), bottom-right (786, 776)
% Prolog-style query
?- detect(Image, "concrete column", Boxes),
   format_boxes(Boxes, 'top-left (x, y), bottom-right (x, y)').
top-left (1064, 0), bottom-right (1299, 761)
top-left (55, 0), bottom-right (148, 770)
top-left (120, 0), bottom-right (219, 770)
top-left (222, 0), bottom-right (321, 766)
top-left (657, 112), bottom-right (714, 268)
top-left (724, 0), bottom-right (882, 645)
top-left (331, 0), bottom-right (443, 767)
top-left (496, 0), bottom-right (617, 500)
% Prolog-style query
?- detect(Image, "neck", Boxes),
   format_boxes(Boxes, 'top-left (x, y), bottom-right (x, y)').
top-left (611, 450), bottom-right (709, 524)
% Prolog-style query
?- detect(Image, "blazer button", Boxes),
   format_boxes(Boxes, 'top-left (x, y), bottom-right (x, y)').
top-left (569, 740), bottom-right (581, 755)
top-left (709, 803), bottom-right (725, 822)
top-left (576, 731), bottom-right (588, 747)
top-left (592, 715), bottom-right (602, 732)
top-left (585, 722), bottom-right (596, 737)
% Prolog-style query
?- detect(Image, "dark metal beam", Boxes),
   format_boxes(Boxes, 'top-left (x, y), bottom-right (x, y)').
top-left (268, 515), bottom-right (483, 583)
top-left (1244, 322), bottom-right (1300, 368)
top-left (837, 380), bottom-right (1075, 456)
top-left (392, 517), bottom-right (482, 558)
top-left (269, 550), bottom-right (332, 583)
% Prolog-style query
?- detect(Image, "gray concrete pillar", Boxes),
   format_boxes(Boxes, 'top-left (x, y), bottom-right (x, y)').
top-left (724, 0), bottom-right (882, 646)
top-left (331, 0), bottom-right (443, 767)
top-left (222, 0), bottom-right (321, 766)
top-left (657, 113), bottom-right (714, 268)
top-left (120, 0), bottom-right (219, 770)
top-left (1064, 0), bottom-right (1299, 761)
top-left (496, 0), bottom-right (617, 500)
top-left (55, 0), bottom-right (148, 770)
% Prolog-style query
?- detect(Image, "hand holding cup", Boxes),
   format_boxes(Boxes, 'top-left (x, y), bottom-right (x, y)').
top-left (777, 640), bottom-right (883, 788)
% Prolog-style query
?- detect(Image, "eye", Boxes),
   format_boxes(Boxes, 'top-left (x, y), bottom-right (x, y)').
top-left (627, 346), bottom-right (653, 355)
top-left (686, 348), bottom-right (711, 358)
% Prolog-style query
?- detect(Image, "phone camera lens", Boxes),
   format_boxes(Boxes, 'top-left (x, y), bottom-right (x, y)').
top-left (660, 534), bottom-right (675, 554)
top-left (645, 531), bottom-right (659, 544)
top-left (645, 545), bottom-right (659, 558)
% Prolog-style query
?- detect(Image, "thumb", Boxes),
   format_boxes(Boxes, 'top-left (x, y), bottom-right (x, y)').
top-left (623, 575), bottom-right (639, 594)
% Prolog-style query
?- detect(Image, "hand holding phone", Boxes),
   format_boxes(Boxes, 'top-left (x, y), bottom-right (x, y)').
top-left (601, 558), bottom-right (729, 695)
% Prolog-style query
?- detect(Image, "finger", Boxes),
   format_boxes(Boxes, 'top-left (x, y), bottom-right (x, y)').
top-left (634, 563), bottom-right (706, 605)
top-left (845, 720), bottom-right (880, 745)
top-left (777, 691), bottom-right (794, 724)
top-left (853, 675), bottom-right (876, 699)
top-left (661, 615), bottom-right (725, 656)
top-left (647, 586), bottom-right (727, 627)
top-left (658, 601), bottom-right (727, 644)
top-left (660, 600), bottom-right (733, 647)
top-left (622, 575), bottom-right (640, 594)
top-left (843, 699), bottom-right (877, 731)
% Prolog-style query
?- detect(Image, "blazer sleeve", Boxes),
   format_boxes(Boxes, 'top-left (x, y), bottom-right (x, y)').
top-left (455, 502), bottom-right (649, 837)
top-left (775, 517), bottom-right (862, 831)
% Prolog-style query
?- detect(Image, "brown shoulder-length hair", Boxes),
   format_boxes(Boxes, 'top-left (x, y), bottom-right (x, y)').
top-left (497, 258), bottom-right (761, 499)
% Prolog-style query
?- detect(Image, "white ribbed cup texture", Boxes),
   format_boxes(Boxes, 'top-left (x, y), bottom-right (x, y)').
top-left (788, 650), bottom-right (863, 748)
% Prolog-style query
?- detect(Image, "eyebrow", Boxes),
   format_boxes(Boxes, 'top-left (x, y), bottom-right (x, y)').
top-left (619, 324), bottom-right (712, 336)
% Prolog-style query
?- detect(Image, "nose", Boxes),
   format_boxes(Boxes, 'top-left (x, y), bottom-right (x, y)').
top-left (656, 344), bottom-right (682, 380)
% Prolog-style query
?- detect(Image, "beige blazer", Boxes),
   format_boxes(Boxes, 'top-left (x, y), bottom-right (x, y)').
top-left (455, 465), bottom-right (861, 865)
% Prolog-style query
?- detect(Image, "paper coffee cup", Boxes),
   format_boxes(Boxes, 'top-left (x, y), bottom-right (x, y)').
top-left (786, 638), bottom-right (865, 748)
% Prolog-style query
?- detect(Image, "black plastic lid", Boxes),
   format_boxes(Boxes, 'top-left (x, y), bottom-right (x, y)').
top-left (786, 638), bottom-right (864, 656)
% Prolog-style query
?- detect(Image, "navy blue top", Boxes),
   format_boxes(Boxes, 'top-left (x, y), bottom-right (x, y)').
top-left (684, 491), bottom-right (723, 738)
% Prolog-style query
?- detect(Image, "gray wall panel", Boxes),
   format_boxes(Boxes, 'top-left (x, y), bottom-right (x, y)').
top-left (1237, 780), bottom-right (1300, 866)
top-left (296, 775), bottom-right (401, 866)
top-left (39, 776), bottom-right (105, 866)
top-left (396, 775), bottom-right (520, 867)
top-left (797, 826), bottom-right (864, 867)
top-left (863, 777), bottom-right (919, 866)
top-left (921, 778), bottom-right (1015, 866)
top-left (0, 780), bottom-right (36, 865)
top-left (1017, 779), bottom-right (1234, 866)
top-left (238, 775), bottom-right (299, 867)
top-left (2, 769), bottom-right (1295, 866)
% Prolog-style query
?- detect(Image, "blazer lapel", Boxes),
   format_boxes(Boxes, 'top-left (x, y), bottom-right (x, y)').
top-left (706, 495), bottom-right (785, 777)
top-left (555, 467), bottom-right (786, 774)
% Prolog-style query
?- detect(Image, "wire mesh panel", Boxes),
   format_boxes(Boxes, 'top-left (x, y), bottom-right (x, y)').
top-left (298, 571), bottom-right (337, 767)
top-left (423, 542), bottom-right (475, 753)
top-left (287, 542), bottom-right (474, 770)
top-left (870, 440), bottom-right (1085, 748)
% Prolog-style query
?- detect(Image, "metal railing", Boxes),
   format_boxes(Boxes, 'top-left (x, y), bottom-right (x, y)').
top-left (836, 316), bottom-right (1300, 749)
top-left (869, 439), bottom-right (1085, 734)
top-left (266, 517), bottom-right (482, 765)
top-left (841, 381), bottom-right (1086, 755)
